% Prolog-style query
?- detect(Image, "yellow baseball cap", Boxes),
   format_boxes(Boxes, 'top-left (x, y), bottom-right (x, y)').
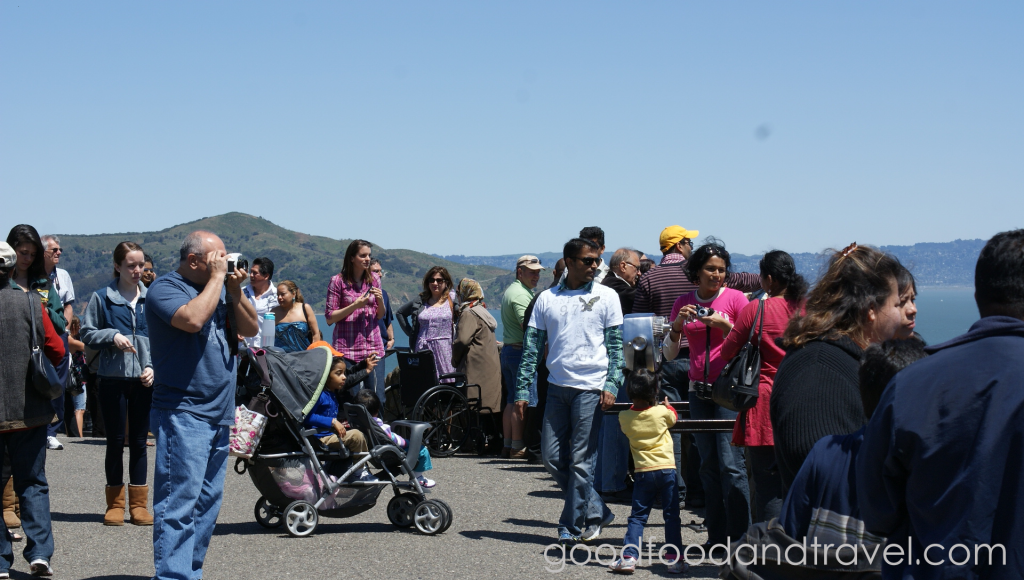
top-left (659, 226), bottom-right (699, 252)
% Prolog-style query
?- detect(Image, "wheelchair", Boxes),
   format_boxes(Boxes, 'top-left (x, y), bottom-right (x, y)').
top-left (382, 349), bottom-right (493, 458)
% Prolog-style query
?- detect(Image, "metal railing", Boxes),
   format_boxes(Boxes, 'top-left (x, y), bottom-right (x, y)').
top-left (605, 402), bottom-right (736, 433)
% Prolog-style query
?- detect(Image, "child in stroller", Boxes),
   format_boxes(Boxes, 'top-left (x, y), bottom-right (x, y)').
top-left (303, 356), bottom-right (380, 481)
top-left (354, 390), bottom-right (436, 488)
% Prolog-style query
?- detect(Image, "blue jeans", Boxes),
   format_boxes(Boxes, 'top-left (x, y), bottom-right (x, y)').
top-left (47, 336), bottom-right (69, 437)
top-left (500, 346), bottom-right (537, 407)
top-left (0, 427), bottom-right (52, 571)
top-left (151, 408), bottom-right (230, 580)
top-left (595, 385), bottom-right (631, 493)
top-left (622, 469), bottom-right (682, 559)
top-left (541, 385), bottom-right (610, 537)
top-left (373, 358), bottom-right (387, 405)
top-left (688, 392), bottom-right (751, 544)
top-left (659, 357), bottom-right (693, 502)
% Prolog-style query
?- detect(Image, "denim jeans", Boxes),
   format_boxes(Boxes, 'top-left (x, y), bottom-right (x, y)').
top-left (660, 357), bottom-right (696, 502)
top-left (99, 377), bottom-right (153, 486)
top-left (622, 469), bottom-right (682, 559)
top-left (541, 385), bottom-right (611, 537)
top-left (746, 446), bottom-right (783, 524)
top-left (373, 358), bottom-right (387, 405)
top-left (47, 336), bottom-right (69, 437)
top-left (0, 427), bottom-right (52, 571)
top-left (500, 346), bottom-right (537, 407)
top-left (151, 408), bottom-right (230, 580)
top-left (595, 385), bottom-right (631, 494)
top-left (688, 392), bottom-right (751, 544)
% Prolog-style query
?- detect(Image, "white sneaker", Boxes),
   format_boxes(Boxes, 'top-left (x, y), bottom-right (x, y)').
top-left (356, 469), bottom-right (378, 482)
top-left (415, 475), bottom-right (436, 488)
top-left (29, 559), bottom-right (53, 576)
top-left (46, 437), bottom-right (63, 451)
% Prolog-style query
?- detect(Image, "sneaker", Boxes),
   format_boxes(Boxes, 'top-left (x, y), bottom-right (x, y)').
top-left (29, 559), bottom-right (53, 576)
top-left (580, 512), bottom-right (615, 542)
top-left (45, 437), bottom-right (63, 451)
top-left (557, 531), bottom-right (579, 545)
top-left (609, 556), bottom-right (637, 574)
top-left (356, 469), bottom-right (378, 482)
top-left (415, 475), bottom-right (436, 488)
top-left (1, 570), bottom-right (9, 579)
top-left (667, 559), bottom-right (689, 574)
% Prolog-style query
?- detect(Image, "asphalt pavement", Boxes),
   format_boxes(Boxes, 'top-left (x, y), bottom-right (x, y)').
top-left (7, 435), bottom-right (725, 579)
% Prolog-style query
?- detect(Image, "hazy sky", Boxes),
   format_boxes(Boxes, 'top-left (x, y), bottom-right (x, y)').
top-left (3, 2), bottom-right (1021, 256)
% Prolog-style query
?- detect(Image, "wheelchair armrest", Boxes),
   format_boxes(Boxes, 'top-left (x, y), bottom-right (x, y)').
top-left (391, 420), bottom-right (430, 471)
top-left (438, 372), bottom-right (466, 381)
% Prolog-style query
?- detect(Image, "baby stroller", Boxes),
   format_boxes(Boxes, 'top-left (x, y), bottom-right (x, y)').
top-left (233, 346), bottom-right (454, 537)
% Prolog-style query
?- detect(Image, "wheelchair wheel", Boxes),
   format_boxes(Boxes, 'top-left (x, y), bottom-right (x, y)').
top-left (413, 500), bottom-right (446, 535)
top-left (386, 492), bottom-right (418, 528)
top-left (430, 498), bottom-right (453, 533)
top-left (382, 385), bottom-right (404, 423)
top-left (283, 500), bottom-right (318, 537)
top-left (412, 386), bottom-right (471, 457)
top-left (254, 496), bottom-right (284, 528)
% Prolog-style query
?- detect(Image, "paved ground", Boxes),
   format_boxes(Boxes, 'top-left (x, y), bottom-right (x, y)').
top-left (7, 435), bottom-right (726, 579)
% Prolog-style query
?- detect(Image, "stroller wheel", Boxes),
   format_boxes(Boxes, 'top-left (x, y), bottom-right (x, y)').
top-left (430, 498), bottom-right (453, 533)
top-left (387, 493), bottom-right (418, 528)
top-left (413, 500), bottom-right (446, 535)
top-left (283, 500), bottom-right (319, 537)
top-left (254, 496), bottom-right (284, 529)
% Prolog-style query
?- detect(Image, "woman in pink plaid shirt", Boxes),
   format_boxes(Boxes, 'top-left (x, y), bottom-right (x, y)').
top-left (324, 240), bottom-right (386, 401)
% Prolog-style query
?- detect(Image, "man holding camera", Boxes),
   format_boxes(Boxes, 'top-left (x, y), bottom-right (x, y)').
top-left (145, 231), bottom-right (258, 580)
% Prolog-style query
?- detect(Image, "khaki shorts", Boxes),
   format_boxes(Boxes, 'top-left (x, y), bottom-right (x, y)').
top-left (320, 429), bottom-right (368, 454)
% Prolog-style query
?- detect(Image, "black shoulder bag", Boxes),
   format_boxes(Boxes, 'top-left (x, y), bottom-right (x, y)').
top-left (28, 292), bottom-right (64, 400)
top-left (712, 296), bottom-right (765, 412)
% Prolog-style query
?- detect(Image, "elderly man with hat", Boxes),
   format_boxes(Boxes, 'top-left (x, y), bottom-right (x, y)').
top-left (498, 255), bottom-right (545, 459)
top-left (633, 226), bottom-right (761, 510)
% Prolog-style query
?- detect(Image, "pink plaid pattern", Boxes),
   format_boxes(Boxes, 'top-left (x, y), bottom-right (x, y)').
top-left (324, 273), bottom-right (384, 361)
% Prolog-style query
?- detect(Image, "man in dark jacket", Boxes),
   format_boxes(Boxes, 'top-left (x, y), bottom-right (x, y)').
top-left (601, 248), bottom-right (641, 316)
top-left (857, 229), bottom-right (1024, 579)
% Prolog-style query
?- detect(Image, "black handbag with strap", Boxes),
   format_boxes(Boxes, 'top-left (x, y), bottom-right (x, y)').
top-left (712, 296), bottom-right (765, 412)
top-left (27, 292), bottom-right (64, 400)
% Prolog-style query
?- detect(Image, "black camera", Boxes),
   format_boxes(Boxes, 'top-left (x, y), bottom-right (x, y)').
top-left (695, 306), bottom-right (715, 318)
top-left (693, 381), bottom-right (715, 401)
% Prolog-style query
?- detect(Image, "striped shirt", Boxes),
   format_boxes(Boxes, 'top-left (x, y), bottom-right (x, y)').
top-left (632, 253), bottom-right (761, 350)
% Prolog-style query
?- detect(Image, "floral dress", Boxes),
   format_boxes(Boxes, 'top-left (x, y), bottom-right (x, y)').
top-left (415, 300), bottom-right (456, 383)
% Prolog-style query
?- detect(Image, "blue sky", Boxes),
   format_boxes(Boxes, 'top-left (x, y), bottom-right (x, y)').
top-left (2, 2), bottom-right (1021, 257)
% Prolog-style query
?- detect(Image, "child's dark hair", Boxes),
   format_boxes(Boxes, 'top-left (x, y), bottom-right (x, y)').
top-left (859, 338), bottom-right (927, 419)
top-left (354, 389), bottom-right (381, 416)
top-left (331, 357), bottom-right (347, 372)
top-left (626, 368), bottom-right (660, 405)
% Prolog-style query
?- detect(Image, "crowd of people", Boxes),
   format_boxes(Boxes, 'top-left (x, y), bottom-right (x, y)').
top-left (1, 220), bottom-right (1022, 579)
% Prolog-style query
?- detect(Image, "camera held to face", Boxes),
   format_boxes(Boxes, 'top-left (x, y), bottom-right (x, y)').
top-left (226, 253), bottom-right (248, 275)
top-left (694, 305), bottom-right (715, 318)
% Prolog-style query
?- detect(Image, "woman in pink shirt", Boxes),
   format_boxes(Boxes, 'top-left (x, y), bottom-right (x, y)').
top-left (721, 250), bottom-right (807, 525)
top-left (324, 240), bottom-right (386, 401)
top-left (662, 238), bottom-right (752, 549)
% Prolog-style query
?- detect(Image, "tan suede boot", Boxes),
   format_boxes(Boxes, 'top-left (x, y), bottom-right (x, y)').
top-left (128, 485), bottom-right (153, 526)
top-left (3, 479), bottom-right (20, 528)
top-left (104, 485), bottom-right (126, 526)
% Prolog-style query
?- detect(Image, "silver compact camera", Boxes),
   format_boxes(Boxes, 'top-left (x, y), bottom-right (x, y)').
top-left (226, 253), bottom-right (248, 274)
top-left (694, 306), bottom-right (715, 318)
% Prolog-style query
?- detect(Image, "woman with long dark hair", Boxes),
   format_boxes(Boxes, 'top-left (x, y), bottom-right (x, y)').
top-left (324, 240), bottom-right (386, 399)
top-left (721, 250), bottom-right (807, 524)
top-left (81, 241), bottom-right (155, 526)
top-left (894, 266), bottom-right (919, 340)
top-left (770, 243), bottom-right (904, 492)
top-left (5, 225), bottom-right (66, 335)
top-left (397, 266), bottom-right (457, 382)
top-left (663, 238), bottom-right (753, 547)
top-left (0, 241), bottom-right (65, 574)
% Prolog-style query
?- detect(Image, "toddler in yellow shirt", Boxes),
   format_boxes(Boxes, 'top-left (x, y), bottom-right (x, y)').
top-left (609, 369), bottom-right (686, 575)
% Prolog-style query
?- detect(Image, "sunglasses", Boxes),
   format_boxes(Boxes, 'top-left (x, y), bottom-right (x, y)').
top-left (429, 278), bottom-right (447, 284)
top-left (573, 257), bottom-right (601, 267)
top-left (47, 247), bottom-right (62, 254)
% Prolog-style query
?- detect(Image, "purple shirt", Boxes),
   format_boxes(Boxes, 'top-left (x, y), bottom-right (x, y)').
top-left (324, 273), bottom-right (384, 361)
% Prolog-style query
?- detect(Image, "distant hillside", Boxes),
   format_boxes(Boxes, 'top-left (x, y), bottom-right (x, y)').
top-left (442, 240), bottom-right (986, 287)
top-left (55, 213), bottom-right (513, 313)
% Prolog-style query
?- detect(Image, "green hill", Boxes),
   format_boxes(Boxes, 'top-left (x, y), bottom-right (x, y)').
top-left (55, 213), bottom-right (514, 313)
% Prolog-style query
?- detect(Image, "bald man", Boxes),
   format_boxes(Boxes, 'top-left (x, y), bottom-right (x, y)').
top-left (145, 230), bottom-right (258, 580)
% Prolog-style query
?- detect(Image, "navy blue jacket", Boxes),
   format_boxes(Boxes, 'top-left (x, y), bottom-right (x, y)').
top-left (857, 316), bottom-right (1024, 579)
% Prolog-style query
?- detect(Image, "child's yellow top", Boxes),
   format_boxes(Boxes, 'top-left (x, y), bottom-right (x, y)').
top-left (618, 404), bottom-right (677, 472)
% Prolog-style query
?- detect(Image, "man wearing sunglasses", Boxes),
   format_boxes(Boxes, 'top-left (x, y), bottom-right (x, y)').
top-left (42, 235), bottom-right (75, 448)
top-left (514, 238), bottom-right (624, 545)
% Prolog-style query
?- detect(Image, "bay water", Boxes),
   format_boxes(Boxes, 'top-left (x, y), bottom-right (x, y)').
top-left (314, 286), bottom-right (978, 376)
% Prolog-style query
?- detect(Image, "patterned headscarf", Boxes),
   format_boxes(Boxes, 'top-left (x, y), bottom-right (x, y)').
top-left (457, 278), bottom-right (485, 313)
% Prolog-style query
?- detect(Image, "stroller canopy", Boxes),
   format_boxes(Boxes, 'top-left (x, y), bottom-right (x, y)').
top-left (246, 346), bottom-right (332, 422)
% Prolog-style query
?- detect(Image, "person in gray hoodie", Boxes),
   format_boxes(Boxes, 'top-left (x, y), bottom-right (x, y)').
top-left (81, 241), bottom-right (154, 527)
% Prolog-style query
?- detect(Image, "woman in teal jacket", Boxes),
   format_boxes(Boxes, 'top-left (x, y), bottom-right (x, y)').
top-left (81, 242), bottom-right (154, 527)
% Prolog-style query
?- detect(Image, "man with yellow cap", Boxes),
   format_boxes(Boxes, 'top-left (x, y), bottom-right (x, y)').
top-left (633, 226), bottom-right (761, 510)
